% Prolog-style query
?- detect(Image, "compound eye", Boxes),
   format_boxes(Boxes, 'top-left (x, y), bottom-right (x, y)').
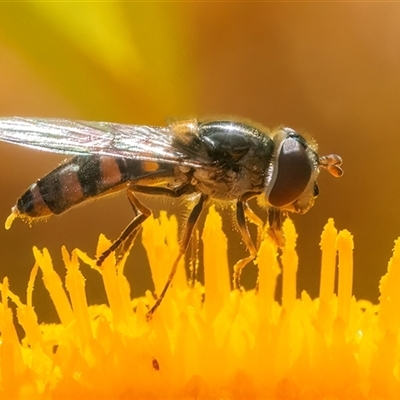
top-left (268, 136), bottom-right (313, 208)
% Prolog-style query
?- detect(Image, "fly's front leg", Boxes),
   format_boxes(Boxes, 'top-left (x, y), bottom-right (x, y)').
top-left (243, 202), bottom-right (264, 250)
top-left (267, 208), bottom-right (287, 248)
top-left (96, 188), bottom-right (150, 266)
top-left (146, 193), bottom-right (208, 321)
top-left (233, 197), bottom-right (259, 290)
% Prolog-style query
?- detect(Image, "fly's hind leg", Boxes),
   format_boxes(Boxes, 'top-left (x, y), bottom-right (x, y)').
top-left (125, 183), bottom-right (202, 319)
top-left (97, 182), bottom-right (195, 266)
top-left (146, 193), bottom-right (208, 321)
top-left (96, 188), bottom-right (151, 267)
top-left (114, 222), bottom-right (141, 265)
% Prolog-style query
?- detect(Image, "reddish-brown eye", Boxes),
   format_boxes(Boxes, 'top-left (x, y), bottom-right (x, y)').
top-left (268, 136), bottom-right (312, 208)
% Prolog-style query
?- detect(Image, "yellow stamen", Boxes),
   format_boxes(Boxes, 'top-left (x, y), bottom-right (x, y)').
top-left (203, 205), bottom-right (230, 322)
top-left (336, 229), bottom-right (354, 325)
top-left (5, 209), bottom-right (17, 230)
top-left (281, 218), bottom-right (298, 312)
top-left (33, 246), bottom-right (74, 327)
top-left (1, 206), bottom-right (400, 398)
top-left (319, 217), bottom-right (338, 304)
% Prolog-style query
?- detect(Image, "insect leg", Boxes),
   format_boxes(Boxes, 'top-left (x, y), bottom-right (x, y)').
top-left (233, 199), bottom-right (259, 290)
top-left (129, 184), bottom-right (195, 198)
top-left (114, 228), bottom-right (141, 265)
top-left (243, 203), bottom-right (264, 250)
top-left (266, 208), bottom-right (287, 248)
top-left (189, 228), bottom-right (200, 288)
top-left (96, 189), bottom-right (151, 266)
top-left (97, 183), bottom-right (195, 266)
top-left (146, 193), bottom-right (208, 321)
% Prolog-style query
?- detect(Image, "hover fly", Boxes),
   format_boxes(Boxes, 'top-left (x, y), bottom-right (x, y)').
top-left (0, 117), bottom-right (343, 318)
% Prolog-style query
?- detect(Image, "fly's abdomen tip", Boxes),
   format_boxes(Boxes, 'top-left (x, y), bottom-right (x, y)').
top-left (5, 207), bottom-right (18, 230)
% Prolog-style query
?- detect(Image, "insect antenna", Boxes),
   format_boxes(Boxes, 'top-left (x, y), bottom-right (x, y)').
top-left (319, 154), bottom-right (344, 178)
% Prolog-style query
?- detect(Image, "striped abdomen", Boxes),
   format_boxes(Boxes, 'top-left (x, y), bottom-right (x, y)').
top-left (13, 155), bottom-right (173, 220)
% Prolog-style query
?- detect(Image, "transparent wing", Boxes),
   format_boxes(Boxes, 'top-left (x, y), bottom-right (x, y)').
top-left (0, 117), bottom-right (202, 167)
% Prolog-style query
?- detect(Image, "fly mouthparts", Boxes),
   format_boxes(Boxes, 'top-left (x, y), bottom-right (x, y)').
top-left (319, 154), bottom-right (343, 178)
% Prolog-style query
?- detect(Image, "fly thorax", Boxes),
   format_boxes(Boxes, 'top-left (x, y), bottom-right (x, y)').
top-left (191, 167), bottom-right (240, 200)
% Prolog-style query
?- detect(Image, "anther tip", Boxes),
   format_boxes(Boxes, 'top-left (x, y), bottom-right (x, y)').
top-left (5, 208), bottom-right (17, 230)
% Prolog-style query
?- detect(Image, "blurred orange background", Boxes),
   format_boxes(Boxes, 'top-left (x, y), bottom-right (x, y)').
top-left (1, 3), bottom-right (399, 322)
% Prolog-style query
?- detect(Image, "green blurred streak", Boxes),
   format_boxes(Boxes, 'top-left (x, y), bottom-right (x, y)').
top-left (0, 3), bottom-right (196, 123)
top-left (32, 3), bottom-right (144, 82)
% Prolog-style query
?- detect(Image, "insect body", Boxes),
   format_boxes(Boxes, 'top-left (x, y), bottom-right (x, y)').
top-left (0, 117), bottom-right (343, 318)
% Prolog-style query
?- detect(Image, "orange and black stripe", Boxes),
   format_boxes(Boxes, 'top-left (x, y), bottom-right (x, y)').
top-left (15, 155), bottom-right (175, 219)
